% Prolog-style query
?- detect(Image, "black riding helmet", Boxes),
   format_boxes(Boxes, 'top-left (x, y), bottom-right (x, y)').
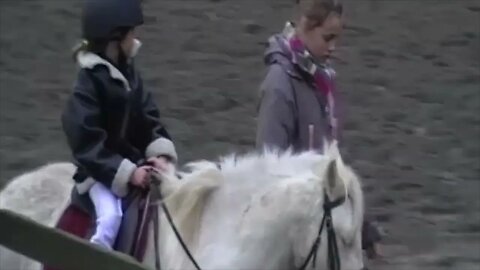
top-left (81, 0), bottom-right (143, 41)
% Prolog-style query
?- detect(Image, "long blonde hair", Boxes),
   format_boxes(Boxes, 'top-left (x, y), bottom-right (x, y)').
top-left (70, 39), bottom-right (109, 62)
top-left (71, 40), bottom-right (89, 62)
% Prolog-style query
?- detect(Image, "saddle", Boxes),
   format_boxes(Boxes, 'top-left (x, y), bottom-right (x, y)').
top-left (42, 186), bottom-right (157, 270)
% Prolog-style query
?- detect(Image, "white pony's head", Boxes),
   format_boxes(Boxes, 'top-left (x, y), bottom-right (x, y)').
top-left (287, 141), bottom-right (365, 270)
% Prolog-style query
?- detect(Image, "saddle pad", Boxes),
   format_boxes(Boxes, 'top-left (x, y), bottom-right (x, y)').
top-left (43, 205), bottom-right (92, 270)
top-left (42, 190), bottom-right (154, 270)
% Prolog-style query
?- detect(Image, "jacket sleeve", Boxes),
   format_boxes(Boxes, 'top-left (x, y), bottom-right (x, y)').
top-left (61, 71), bottom-right (136, 197)
top-left (255, 65), bottom-right (296, 152)
top-left (139, 81), bottom-right (178, 163)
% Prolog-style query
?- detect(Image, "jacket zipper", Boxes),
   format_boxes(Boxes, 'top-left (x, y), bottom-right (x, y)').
top-left (120, 84), bottom-right (131, 139)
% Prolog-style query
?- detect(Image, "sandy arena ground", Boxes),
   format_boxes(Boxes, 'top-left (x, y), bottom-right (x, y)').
top-left (0, 0), bottom-right (479, 269)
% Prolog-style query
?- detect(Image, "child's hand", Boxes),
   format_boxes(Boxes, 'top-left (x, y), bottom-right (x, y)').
top-left (129, 165), bottom-right (151, 188)
top-left (147, 156), bottom-right (172, 172)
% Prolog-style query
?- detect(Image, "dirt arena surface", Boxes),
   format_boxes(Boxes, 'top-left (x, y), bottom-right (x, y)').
top-left (0, 0), bottom-right (479, 269)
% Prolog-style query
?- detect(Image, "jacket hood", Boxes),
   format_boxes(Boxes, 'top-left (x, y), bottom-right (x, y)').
top-left (263, 33), bottom-right (291, 66)
top-left (263, 33), bottom-right (304, 80)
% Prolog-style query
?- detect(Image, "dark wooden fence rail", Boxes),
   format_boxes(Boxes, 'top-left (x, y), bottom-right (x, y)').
top-left (0, 209), bottom-right (152, 270)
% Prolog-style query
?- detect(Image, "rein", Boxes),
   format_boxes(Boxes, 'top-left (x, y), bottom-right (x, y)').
top-left (155, 173), bottom-right (202, 270)
top-left (132, 179), bottom-right (162, 269)
top-left (135, 170), bottom-right (202, 270)
top-left (299, 193), bottom-right (345, 270)
top-left (137, 170), bottom-right (345, 270)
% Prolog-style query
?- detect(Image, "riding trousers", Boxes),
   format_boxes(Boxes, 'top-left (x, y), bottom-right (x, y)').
top-left (88, 182), bottom-right (123, 249)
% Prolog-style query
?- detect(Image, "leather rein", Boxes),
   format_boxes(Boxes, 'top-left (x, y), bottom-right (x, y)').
top-left (136, 170), bottom-right (345, 270)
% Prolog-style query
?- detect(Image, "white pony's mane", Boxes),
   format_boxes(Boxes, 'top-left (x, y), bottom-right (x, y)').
top-left (159, 141), bottom-right (364, 263)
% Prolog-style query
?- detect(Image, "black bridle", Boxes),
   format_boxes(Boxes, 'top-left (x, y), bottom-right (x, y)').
top-left (144, 171), bottom-right (345, 270)
top-left (298, 193), bottom-right (345, 270)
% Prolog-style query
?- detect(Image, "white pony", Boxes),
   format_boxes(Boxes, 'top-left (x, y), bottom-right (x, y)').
top-left (0, 142), bottom-right (365, 270)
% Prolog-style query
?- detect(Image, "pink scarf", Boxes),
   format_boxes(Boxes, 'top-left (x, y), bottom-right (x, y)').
top-left (282, 22), bottom-right (339, 141)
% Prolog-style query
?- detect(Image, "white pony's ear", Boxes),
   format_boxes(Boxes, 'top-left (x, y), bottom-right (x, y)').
top-left (314, 140), bottom-right (348, 200)
top-left (324, 158), bottom-right (348, 199)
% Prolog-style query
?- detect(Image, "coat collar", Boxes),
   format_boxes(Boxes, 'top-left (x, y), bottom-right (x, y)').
top-left (76, 39), bottom-right (143, 92)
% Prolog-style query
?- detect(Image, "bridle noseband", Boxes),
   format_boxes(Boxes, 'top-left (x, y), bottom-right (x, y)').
top-left (298, 193), bottom-right (345, 270)
top-left (141, 170), bottom-right (345, 270)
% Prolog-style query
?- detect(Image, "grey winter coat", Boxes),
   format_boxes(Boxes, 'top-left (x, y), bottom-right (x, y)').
top-left (255, 34), bottom-right (341, 153)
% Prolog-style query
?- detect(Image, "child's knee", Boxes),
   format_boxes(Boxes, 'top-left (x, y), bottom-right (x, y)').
top-left (97, 209), bottom-right (122, 229)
